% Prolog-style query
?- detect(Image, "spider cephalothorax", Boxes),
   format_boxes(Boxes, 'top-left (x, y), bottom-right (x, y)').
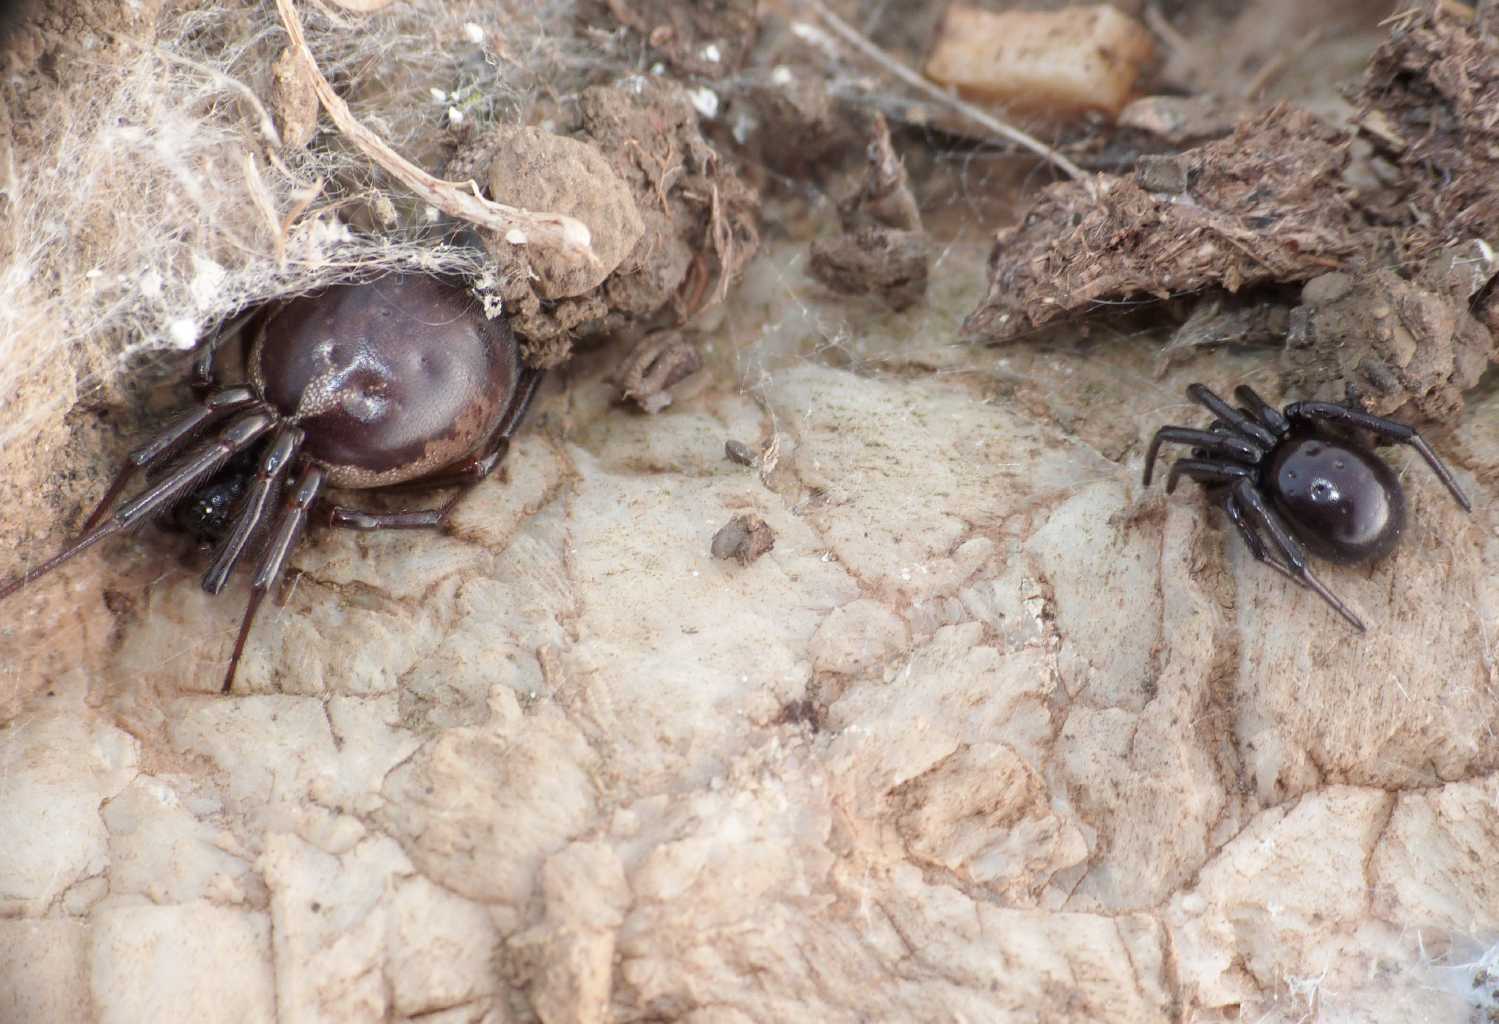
top-left (1143, 383), bottom-right (1472, 629)
top-left (1, 274), bottom-right (541, 692)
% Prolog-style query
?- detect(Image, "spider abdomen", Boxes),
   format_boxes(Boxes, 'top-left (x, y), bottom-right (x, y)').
top-left (1266, 432), bottom-right (1406, 565)
top-left (249, 276), bottom-right (519, 489)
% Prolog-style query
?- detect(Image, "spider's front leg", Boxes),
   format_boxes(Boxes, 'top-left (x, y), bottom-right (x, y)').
top-left (80, 387), bottom-right (262, 533)
top-left (223, 463), bottom-right (325, 694)
top-left (1143, 428), bottom-right (1264, 486)
top-left (0, 411), bottom-right (276, 602)
top-left (1284, 401), bottom-right (1472, 512)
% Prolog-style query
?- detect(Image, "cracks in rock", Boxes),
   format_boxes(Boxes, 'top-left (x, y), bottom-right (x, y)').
top-left (406, 997), bottom-right (497, 1021)
top-left (1360, 789), bottom-right (1398, 919)
top-left (319, 697), bottom-right (343, 753)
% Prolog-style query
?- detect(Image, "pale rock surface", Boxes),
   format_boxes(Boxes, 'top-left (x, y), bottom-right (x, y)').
top-left (2, 241), bottom-right (1497, 1023)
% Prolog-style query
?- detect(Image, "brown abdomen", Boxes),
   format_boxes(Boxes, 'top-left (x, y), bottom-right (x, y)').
top-left (251, 276), bottom-right (518, 488)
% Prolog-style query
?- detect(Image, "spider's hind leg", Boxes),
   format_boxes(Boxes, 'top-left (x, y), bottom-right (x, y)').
top-left (1220, 491), bottom-right (1299, 584)
top-left (1283, 400), bottom-right (1472, 512)
top-left (1230, 477), bottom-right (1366, 631)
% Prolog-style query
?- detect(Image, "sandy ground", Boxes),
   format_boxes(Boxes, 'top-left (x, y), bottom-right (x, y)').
top-left (2, 231), bottom-right (1497, 1022)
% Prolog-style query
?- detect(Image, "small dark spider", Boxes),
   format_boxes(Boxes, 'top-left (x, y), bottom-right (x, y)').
top-left (1, 274), bottom-right (540, 692)
top-left (1143, 383), bottom-right (1472, 630)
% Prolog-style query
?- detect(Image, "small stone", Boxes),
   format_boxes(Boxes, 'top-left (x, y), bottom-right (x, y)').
top-left (925, 5), bottom-right (1155, 118)
top-left (1135, 155), bottom-right (1191, 194)
top-left (724, 440), bottom-right (757, 467)
top-left (711, 514), bottom-right (775, 566)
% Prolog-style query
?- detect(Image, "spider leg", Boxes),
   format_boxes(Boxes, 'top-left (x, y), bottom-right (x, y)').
top-left (88, 313), bottom-right (260, 528)
top-left (222, 463), bottom-right (324, 693)
top-left (200, 426), bottom-right (305, 595)
top-left (1144, 427), bottom-right (1264, 486)
top-left (1231, 385), bottom-right (1290, 436)
top-left (190, 307), bottom-right (264, 398)
top-left (1231, 477), bottom-right (1366, 631)
top-left (0, 410), bottom-right (275, 603)
top-left (1282, 400), bottom-right (1471, 512)
top-left (1163, 458), bottom-right (1254, 495)
top-left (191, 345), bottom-right (218, 396)
top-left (80, 386), bottom-right (261, 532)
top-left (323, 368), bottom-right (544, 531)
top-left (1220, 491), bottom-right (1299, 584)
top-left (1185, 383), bottom-right (1278, 448)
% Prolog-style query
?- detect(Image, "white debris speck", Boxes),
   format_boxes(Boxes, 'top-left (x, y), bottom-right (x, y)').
top-left (424, 206), bottom-right (440, 223)
top-left (167, 318), bottom-right (199, 350)
top-left (701, 43), bottom-right (722, 63)
top-left (447, 106), bottom-right (465, 126)
top-left (139, 268), bottom-right (163, 299)
top-left (505, 228), bottom-right (528, 246)
top-left (650, 62), bottom-right (667, 76)
top-left (771, 65), bottom-right (795, 86)
top-left (85, 268), bottom-right (102, 280)
top-left (688, 86), bottom-right (719, 119)
top-left (462, 22), bottom-right (485, 44)
top-left (429, 87), bottom-right (447, 103)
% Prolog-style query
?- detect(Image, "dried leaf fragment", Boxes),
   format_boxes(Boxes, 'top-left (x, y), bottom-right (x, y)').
top-left (808, 113), bottom-right (929, 311)
top-left (617, 332), bottom-right (702, 414)
top-left (962, 106), bottom-right (1363, 345)
top-left (270, 46), bottom-right (318, 150)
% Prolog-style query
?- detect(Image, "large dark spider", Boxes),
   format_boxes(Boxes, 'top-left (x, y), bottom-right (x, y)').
top-left (1143, 383), bottom-right (1472, 630)
top-left (1, 274), bottom-right (540, 693)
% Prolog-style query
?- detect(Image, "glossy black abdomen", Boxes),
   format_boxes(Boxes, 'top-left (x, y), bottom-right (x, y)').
top-left (1265, 431), bottom-right (1406, 564)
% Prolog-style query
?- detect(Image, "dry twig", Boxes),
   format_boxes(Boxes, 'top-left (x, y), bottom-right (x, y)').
top-left (798, 1), bottom-right (1092, 188)
top-left (273, 0), bottom-right (598, 265)
top-left (1245, 27), bottom-right (1326, 98)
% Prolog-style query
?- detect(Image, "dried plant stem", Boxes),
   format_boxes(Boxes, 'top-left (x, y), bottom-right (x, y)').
top-left (273, 0), bottom-right (598, 264)
top-left (802, 0), bottom-right (1092, 187)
